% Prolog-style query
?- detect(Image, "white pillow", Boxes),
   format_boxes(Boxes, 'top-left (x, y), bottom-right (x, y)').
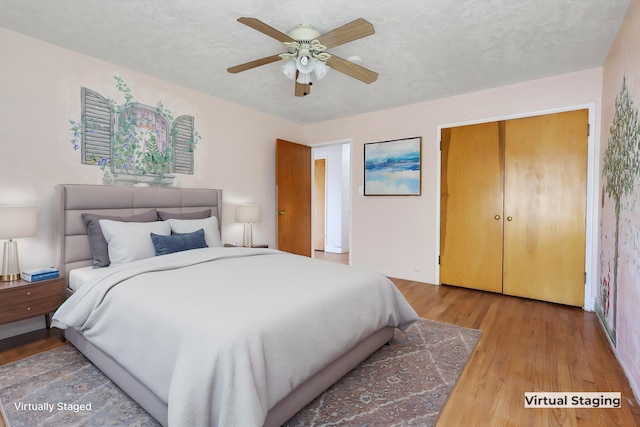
top-left (167, 216), bottom-right (222, 248)
top-left (99, 219), bottom-right (171, 265)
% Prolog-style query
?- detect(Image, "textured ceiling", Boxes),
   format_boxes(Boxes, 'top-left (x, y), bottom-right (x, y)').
top-left (0, 0), bottom-right (630, 125)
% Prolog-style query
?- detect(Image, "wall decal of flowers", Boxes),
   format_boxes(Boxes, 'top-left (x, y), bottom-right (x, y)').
top-left (70, 76), bottom-right (200, 186)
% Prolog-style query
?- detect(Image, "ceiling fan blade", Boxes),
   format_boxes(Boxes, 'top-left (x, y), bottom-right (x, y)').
top-left (237, 17), bottom-right (294, 43)
top-left (326, 55), bottom-right (378, 84)
top-left (317, 18), bottom-right (375, 49)
top-left (227, 54), bottom-right (283, 74)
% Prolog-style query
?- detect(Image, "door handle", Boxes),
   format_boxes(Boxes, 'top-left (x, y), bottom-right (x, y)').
top-left (494, 215), bottom-right (500, 220)
top-left (507, 216), bottom-right (513, 221)
top-left (279, 210), bottom-right (285, 215)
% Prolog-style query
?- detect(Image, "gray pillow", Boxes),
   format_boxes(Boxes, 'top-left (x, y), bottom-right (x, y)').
top-left (81, 209), bottom-right (158, 267)
top-left (157, 209), bottom-right (211, 221)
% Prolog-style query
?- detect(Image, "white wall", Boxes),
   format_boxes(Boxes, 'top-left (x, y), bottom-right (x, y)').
top-left (0, 28), bottom-right (303, 338)
top-left (304, 68), bottom-right (604, 290)
top-left (313, 143), bottom-right (350, 254)
top-left (341, 143), bottom-right (351, 253)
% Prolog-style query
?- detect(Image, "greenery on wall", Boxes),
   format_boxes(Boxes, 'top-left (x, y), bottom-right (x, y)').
top-left (600, 76), bottom-right (640, 343)
top-left (69, 76), bottom-right (200, 186)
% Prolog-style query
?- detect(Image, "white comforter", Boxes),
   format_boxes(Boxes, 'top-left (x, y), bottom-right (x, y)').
top-left (52, 248), bottom-right (418, 427)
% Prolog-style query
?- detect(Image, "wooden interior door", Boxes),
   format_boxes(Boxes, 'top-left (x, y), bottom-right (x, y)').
top-left (314, 158), bottom-right (326, 251)
top-left (440, 121), bottom-right (504, 293)
top-left (276, 139), bottom-right (312, 257)
top-left (502, 109), bottom-right (588, 306)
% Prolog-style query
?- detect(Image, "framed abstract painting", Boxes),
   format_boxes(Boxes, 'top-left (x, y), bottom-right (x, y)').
top-left (364, 136), bottom-right (422, 195)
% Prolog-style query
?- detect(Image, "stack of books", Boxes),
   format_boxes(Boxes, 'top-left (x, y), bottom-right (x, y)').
top-left (21, 267), bottom-right (59, 282)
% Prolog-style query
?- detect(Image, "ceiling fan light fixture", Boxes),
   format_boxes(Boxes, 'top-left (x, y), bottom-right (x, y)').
top-left (296, 57), bottom-right (314, 73)
top-left (313, 60), bottom-right (329, 80)
top-left (282, 59), bottom-right (297, 80)
top-left (296, 72), bottom-right (312, 85)
top-left (296, 49), bottom-right (315, 75)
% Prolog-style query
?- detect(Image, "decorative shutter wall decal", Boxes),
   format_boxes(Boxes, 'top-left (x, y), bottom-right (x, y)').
top-left (81, 88), bottom-right (113, 165)
top-left (173, 115), bottom-right (195, 174)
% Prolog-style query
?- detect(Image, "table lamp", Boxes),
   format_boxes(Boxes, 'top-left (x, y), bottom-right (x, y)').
top-left (235, 204), bottom-right (261, 248)
top-left (0, 206), bottom-right (37, 281)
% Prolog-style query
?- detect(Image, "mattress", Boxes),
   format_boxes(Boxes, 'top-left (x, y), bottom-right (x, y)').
top-left (68, 266), bottom-right (103, 292)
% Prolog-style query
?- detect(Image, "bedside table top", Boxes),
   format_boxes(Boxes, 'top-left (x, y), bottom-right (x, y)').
top-left (0, 276), bottom-right (63, 291)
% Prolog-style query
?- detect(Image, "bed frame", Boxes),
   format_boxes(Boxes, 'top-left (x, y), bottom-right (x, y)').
top-left (54, 184), bottom-right (394, 427)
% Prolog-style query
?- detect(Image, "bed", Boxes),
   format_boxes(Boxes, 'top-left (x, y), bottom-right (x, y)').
top-left (51, 184), bottom-right (418, 427)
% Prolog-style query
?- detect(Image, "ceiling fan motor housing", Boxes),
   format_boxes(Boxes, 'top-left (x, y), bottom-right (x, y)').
top-left (288, 24), bottom-right (321, 43)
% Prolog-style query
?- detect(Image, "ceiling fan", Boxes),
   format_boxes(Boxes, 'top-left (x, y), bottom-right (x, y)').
top-left (227, 17), bottom-right (378, 97)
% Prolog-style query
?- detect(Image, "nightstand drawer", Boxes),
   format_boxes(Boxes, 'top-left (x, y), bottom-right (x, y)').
top-left (0, 279), bottom-right (64, 325)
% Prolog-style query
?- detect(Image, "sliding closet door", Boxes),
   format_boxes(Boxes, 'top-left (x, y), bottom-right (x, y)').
top-left (502, 109), bottom-right (588, 306)
top-left (440, 122), bottom-right (504, 293)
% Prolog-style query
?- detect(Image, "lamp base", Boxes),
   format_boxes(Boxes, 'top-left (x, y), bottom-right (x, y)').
top-left (1, 240), bottom-right (21, 281)
top-left (243, 223), bottom-right (254, 248)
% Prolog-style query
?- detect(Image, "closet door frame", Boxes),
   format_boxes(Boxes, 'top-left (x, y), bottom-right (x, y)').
top-left (435, 103), bottom-right (598, 310)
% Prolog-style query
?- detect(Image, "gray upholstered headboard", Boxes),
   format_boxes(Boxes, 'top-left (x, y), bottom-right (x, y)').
top-left (54, 184), bottom-right (223, 287)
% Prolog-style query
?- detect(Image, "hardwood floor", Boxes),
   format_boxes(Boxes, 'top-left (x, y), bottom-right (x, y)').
top-left (392, 279), bottom-right (640, 427)
top-left (314, 250), bottom-right (349, 264)
top-left (1, 277), bottom-right (638, 426)
top-left (0, 327), bottom-right (65, 365)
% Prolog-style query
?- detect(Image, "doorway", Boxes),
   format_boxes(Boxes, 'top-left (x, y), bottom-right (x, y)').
top-left (314, 158), bottom-right (326, 251)
top-left (312, 142), bottom-right (351, 263)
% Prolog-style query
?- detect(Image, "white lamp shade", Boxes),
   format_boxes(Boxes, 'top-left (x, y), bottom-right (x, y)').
top-left (313, 60), bottom-right (329, 80)
top-left (296, 54), bottom-right (315, 74)
top-left (296, 72), bottom-right (312, 85)
top-left (0, 207), bottom-right (37, 239)
top-left (282, 60), bottom-right (297, 80)
top-left (235, 204), bottom-right (262, 224)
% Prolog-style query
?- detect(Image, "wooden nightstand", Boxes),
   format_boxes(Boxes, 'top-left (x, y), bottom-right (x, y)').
top-left (0, 277), bottom-right (64, 328)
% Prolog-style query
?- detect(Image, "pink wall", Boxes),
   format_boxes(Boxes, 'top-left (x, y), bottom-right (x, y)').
top-left (599, 0), bottom-right (640, 400)
top-left (304, 69), bottom-right (603, 290)
top-left (0, 27), bottom-right (303, 262)
top-left (0, 28), bottom-right (303, 338)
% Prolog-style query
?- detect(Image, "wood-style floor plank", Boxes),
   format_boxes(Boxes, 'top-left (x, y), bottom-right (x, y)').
top-left (392, 279), bottom-right (640, 427)
top-left (0, 327), bottom-right (65, 365)
top-left (1, 272), bottom-right (638, 427)
top-left (314, 250), bottom-right (349, 264)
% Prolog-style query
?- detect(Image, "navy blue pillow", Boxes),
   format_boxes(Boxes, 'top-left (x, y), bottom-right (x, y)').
top-left (150, 228), bottom-right (208, 256)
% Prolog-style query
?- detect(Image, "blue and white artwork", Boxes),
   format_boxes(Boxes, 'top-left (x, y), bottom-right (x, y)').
top-left (364, 137), bottom-right (422, 195)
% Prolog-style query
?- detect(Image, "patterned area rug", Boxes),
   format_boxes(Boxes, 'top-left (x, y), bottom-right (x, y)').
top-left (0, 319), bottom-right (480, 427)
top-left (0, 344), bottom-right (159, 427)
top-left (284, 319), bottom-right (481, 426)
